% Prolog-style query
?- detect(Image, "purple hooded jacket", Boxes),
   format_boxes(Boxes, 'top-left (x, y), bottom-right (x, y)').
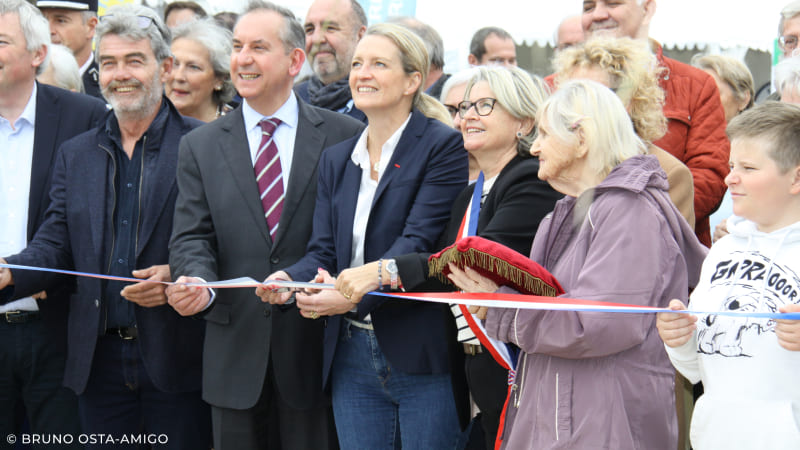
top-left (485, 155), bottom-right (707, 449)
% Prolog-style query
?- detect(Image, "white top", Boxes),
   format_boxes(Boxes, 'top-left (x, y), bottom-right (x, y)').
top-left (0, 84), bottom-right (39, 313)
top-left (665, 215), bottom-right (800, 449)
top-left (348, 114), bottom-right (411, 322)
top-left (242, 93), bottom-right (299, 194)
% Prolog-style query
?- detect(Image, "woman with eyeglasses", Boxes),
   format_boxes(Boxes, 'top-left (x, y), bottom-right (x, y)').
top-left (334, 65), bottom-right (561, 449)
top-left (257, 23), bottom-right (467, 449)
top-left (164, 20), bottom-right (235, 122)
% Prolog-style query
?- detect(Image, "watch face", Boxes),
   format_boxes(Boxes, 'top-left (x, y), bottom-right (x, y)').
top-left (386, 260), bottom-right (398, 273)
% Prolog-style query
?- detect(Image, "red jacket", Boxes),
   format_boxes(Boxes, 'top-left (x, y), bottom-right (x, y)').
top-left (545, 43), bottom-right (729, 246)
top-left (652, 41), bottom-right (729, 246)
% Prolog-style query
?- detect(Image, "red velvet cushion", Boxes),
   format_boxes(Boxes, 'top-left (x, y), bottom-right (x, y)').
top-left (428, 235), bottom-right (564, 296)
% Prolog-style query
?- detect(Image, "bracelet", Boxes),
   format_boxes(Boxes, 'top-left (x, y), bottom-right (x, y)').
top-left (377, 259), bottom-right (383, 290)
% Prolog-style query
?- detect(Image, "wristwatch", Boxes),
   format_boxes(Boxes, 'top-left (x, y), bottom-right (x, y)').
top-left (385, 259), bottom-right (399, 290)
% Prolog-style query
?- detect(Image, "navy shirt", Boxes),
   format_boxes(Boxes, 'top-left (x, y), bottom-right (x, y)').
top-left (101, 101), bottom-right (169, 329)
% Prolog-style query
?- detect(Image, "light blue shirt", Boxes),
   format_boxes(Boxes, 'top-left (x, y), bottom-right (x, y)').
top-left (0, 83), bottom-right (38, 313)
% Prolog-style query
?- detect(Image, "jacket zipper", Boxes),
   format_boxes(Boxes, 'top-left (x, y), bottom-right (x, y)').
top-left (555, 371), bottom-right (559, 441)
top-left (99, 143), bottom-right (117, 332)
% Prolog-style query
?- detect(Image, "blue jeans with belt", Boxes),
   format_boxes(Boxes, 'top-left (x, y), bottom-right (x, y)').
top-left (331, 319), bottom-right (461, 450)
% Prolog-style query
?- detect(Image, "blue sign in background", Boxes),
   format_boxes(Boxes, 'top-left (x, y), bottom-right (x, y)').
top-left (358, 0), bottom-right (417, 23)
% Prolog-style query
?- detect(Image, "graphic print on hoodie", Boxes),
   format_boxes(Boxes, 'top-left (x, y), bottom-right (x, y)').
top-left (698, 251), bottom-right (800, 357)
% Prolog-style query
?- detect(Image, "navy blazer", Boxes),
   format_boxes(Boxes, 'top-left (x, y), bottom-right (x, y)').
top-left (0, 83), bottom-right (106, 345)
top-left (7, 98), bottom-right (205, 395)
top-left (285, 109), bottom-right (468, 384)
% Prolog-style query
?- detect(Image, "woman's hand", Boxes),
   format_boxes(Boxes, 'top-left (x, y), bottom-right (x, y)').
top-left (446, 263), bottom-right (498, 293)
top-left (336, 261), bottom-right (382, 304)
top-left (776, 304), bottom-right (800, 351)
top-left (296, 269), bottom-right (355, 319)
top-left (656, 299), bottom-right (697, 348)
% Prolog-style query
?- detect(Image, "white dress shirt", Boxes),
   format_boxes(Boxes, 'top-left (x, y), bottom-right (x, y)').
top-left (348, 114), bottom-right (411, 321)
top-left (242, 93), bottom-right (299, 193)
top-left (0, 84), bottom-right (39, 313)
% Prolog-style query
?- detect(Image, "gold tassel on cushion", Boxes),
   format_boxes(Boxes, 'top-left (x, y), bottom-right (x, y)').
top-left (429, 245), bottom-right (559, 297)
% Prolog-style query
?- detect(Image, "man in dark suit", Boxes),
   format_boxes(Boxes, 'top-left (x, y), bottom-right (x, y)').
top-left (166, 2), bottom-right (364, 449)
top-left (0, 6), bottom-right (209, 448)
top-left (37, 0), bottom-right (101, 98)
top-left (0, 0), bottom-right (106, 444)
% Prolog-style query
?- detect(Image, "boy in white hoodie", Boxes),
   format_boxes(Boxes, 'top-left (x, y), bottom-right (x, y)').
top-left (656, 101), bottom-right (800, 450)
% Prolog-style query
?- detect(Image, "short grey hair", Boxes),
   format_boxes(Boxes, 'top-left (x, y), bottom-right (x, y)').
top-left (242, 1), bottom-right (304, 53)
top-left (440, 67), bottom-right (481, 103)
top-left (172, 19), bottom-right (234, 106)
top-left (780, 0), bottom-right (800, 35)
top-left (39, 43), bottom-right (84, 92)
top-left (465, 66), bottom-right (550, 155)
top-left (387, 16), bottom-right (444, 70)
top-left (0, 0), bottom-right (51, 75)
top-left (537, 79), bottom-right (647, 178)
top-left (774, 56), bottom-right (800, 96)
top-left (692, 54), bottom-right (754, 111)
top-left (95, 5), bottom-right (171, 64)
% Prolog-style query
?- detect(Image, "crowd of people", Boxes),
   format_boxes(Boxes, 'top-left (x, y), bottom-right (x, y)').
top-left (1, 0), bottom-right (800, 449)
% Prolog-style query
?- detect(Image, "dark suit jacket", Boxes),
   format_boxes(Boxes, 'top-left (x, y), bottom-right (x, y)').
top-left (1, 83), bottom-right (106, 348)
top-left (169, 99), bottom-right (364, 410)
top-left (81, 60), bottom-right (102, 100)
top-left (393, 154), bottom-right (562, 427)
top-left (284, 109), bottom-right (468, 386)
top-left (6, 98), bottom-right (205, 395)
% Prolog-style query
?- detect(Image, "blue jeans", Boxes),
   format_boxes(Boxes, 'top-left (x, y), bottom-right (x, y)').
top-left (331, 320), bottom-right (460, 450)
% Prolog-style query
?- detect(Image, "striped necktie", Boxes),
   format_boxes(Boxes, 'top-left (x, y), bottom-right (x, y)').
top-left (254, 118), bottom-right (283, 240)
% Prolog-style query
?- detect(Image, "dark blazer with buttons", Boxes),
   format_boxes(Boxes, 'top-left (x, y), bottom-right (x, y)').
top-left (169, 99), bottom-right (365, 410)
top-left (284, 109), bottom-right (468, 387)
top-left (0, 83), bottom-right (106, 348)
top-left (5, 98), bottom-right (204, 395)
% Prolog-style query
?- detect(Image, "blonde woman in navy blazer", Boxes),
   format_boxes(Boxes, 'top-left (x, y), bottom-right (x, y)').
top-left (259, 23), bottom-right (467, 449)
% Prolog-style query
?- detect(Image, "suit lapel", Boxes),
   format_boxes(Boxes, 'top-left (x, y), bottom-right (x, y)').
top-left (220, 109), bottom-right (272, 243)
top-left (29, 84), bottom-right (60, 240)
top-left (372, 111), bottom-right (425, 207)
top-left (274, 102), bottom-right (324, 247)
top-left (338, 158), bottom-right (361, 266)
top-left (136, 112), bottom-right (180, 255)
top-left (86, 143), bottom-right (111, 265)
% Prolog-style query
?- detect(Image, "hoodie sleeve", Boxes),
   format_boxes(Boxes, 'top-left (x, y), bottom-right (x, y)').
top-left (665, 336), bottom-right (701, 383)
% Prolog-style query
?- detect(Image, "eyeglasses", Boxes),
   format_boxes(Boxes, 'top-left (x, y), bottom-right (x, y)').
top-left (444, 104), bottom-right (459, 119)
top-left (457, 98), bottom-right (498, 118)
top-left (102, 14), bottom-right (169, 41)
top-left (780, 35), bottom-right (799, 50)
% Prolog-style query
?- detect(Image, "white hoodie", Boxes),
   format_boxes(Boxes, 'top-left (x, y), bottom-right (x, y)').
top-left (666, 216), bottom-right (800, 449)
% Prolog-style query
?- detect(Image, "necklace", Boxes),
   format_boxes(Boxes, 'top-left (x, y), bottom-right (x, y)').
top-left (372, 161), bottom-right (379, 172)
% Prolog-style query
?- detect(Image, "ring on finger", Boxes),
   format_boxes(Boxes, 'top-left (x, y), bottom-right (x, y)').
top-left (310, 311), bottom-right (320, 320)
top-left (343, 291), bottom-right (352, 300)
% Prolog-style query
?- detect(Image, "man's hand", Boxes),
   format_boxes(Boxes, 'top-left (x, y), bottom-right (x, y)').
top-left (121, 264), bottom-right (170, 307)
top-left (256, 270), bottom-right (294, 305)
top-left (0, 257), bottom-right (15, 290)
top-left (166, 276), bottom-right (212, 316)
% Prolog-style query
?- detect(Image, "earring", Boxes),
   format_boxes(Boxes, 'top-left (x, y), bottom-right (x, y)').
top-left (516, 131), bottom-right (523, 138)
top-left (214, 85), bottom-right (222, 91)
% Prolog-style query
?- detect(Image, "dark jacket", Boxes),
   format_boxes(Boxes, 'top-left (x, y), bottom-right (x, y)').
top-left (295, 78), bottom-right (367, 123)
top-left (169, 99), bottom-right (365, 410)
top-left (285, 109), bottom-right (468, 386)
top-left (0, 83), bottom-right (107, 351)
top-left (6, 97), bottom-right (205, 395)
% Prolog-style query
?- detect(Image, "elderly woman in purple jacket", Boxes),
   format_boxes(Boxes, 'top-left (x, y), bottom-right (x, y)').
top-left (447, 80), bottom-right (708, 449)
